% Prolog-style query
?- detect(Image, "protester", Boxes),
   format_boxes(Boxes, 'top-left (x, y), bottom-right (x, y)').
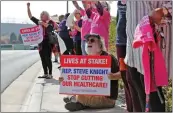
top-left (72, 1), bottom-right (93, 55)
top-left (58, 15), bottom-right (65, 23)
top-left (53, 15), bottom-right (65, 63)
top-left (115, 1), bottom-right (139, 112)
top-left (52, 22), bottom-right (60, 63)
top-left (72, 9), bottom-right (83, 55)
top-left (124, 1), bottom-right (172, 112)
top-left (90, 1), bottom-right (111, 51)
top-left (58, 13), bottom-right (74, 55)
top-left (59, 33), bottom-right (121, 111)
top-left (27, 2), bottom-right (56, 79)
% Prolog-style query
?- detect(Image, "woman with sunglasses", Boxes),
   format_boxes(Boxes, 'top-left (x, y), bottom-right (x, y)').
top-left (59, 33), bottom-right (121, 111)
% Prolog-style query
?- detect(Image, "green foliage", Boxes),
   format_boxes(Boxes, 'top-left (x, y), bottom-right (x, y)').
top-left (10, 32), bottom-right (17, 44)
top-left (109, 17), bottom-right (117, 54)
top-left (109, 16), bottom-right (172, 112)
top-left (163, 80), bottom-right (172, 112)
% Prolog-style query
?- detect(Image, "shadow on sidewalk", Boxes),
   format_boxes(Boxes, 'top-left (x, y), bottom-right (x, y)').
top-left (43, 78), bottom-right (60, 85)
top-left (43, 105), bottom-right (125, 112)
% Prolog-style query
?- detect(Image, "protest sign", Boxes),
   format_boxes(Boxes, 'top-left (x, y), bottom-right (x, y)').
top-left (59, 55), bottom-right (111, 96)
top-left (20, 25), bottom-right (43, 45)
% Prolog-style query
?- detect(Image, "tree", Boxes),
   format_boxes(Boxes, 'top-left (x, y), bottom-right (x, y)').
top-left (18, 34), bottom-right (23, 44)
top-left (10, 32), bottom-right (17, 44)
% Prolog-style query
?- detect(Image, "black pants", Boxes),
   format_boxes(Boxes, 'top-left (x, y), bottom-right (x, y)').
top-left (62, 38), bottom-right (75, 55)
top-left (39, 41), bottom-right (52, 75)
top-left (116, 45), bottom-right (141, 112)
top-left (127, 66), bottom-right (165, 112)
top-left (74, 40), bottom-right (82, 55)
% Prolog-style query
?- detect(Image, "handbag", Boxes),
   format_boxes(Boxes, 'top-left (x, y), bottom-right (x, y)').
top-left (48, 31), bottom-right (58, 45)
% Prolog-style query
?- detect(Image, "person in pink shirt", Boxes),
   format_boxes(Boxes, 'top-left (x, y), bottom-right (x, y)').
top-left (72, 1), bottom-right (94, 55)
top-left (132, 6), bottom-right (171, 111)
top-left (90, 1), bottom-right (111, 51)
top-left (133, 15), bottom-right (168, 95)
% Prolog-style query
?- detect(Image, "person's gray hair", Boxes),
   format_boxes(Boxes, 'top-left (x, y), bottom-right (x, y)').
top-left (101, 1), bottom-right (111, 12)
top-left (98, 37), bottom-right (107, 51)
top-left (40, 11), bottom-right (50, 19)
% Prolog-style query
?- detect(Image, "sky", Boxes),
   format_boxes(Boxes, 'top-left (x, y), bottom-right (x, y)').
top-left (1, 1), bottom-right (117, 24)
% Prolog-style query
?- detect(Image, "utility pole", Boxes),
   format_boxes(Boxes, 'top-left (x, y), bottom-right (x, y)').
top-left (66, 1), bottom-right (69, 13)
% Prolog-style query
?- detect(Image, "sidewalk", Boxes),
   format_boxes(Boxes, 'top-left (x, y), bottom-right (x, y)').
top-left (21, 62), bottom-right (126, 112)
top-left (1, 61), bottom-right (42, 112)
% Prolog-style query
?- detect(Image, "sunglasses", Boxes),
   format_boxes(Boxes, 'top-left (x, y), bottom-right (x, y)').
top-left (86, 38), bottom-right (96, 43)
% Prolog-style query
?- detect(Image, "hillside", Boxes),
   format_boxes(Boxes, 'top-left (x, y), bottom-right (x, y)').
top-left (1, 23), bottom-right (34, 37)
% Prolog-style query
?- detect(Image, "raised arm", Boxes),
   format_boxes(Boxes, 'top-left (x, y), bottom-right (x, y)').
top-left (27, 3), bottom-right (39, 25)
top-left (95, 1), bottom-right (104, 16)
top-left (27, 3), bottom-right (32, 19)
top-left (72, 1), bottom-right (82, 10)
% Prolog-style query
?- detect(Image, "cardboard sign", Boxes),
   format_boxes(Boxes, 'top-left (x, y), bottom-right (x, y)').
top-left (59, 55), bottom-right (111, 96)
top-left (20, 25), bottom-right (43, 45)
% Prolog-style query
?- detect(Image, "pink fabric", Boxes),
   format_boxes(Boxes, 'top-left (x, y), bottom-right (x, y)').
top-left (90, 9), bottom-right (110, 50)
top-left (133, 16), bottom-right (168, 95)
top-left (70, 21), bottom-right (78, 37)
top-left (70, 29), bottom-right (77, 37)
top-left (80, 9), bottom-right (93, 40)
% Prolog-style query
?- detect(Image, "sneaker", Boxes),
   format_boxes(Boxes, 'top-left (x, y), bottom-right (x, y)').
top-left (65, 102), bottom-right (87, 111)
top-left (63, 96), bottom-right (76, 103)
top-left (46, 74), bottom-right (53, 79)
top-left (38, 74), bottom-right (48, 78)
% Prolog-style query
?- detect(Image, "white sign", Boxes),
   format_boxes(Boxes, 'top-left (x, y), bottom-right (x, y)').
top-left (59, 55), bottom-right (111, 96)
top-left (20, 25), bottom-right (43, 45)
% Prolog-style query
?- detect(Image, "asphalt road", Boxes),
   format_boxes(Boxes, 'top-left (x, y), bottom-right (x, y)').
top-left (1, 50), bottom-right (40, 93)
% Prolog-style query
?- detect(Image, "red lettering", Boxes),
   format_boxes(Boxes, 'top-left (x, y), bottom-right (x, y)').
top-left (24, 40), bottom-right (30, 42)
top-left (68, 75), bottom-right (80, 80)
top-left (73, 82), bottom-right (107, 88)
top-left (62, 81), bottom-right (72, 87)
top-left (81, 75), bottom-right (103, 81)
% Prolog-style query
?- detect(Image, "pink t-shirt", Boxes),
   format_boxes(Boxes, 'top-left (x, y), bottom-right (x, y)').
top-left (90, 8), bottom-right (111, 50)
top-left (80, 9), bottom-right (93, 40)
top-left (133, 16), bottom-right (168, 94)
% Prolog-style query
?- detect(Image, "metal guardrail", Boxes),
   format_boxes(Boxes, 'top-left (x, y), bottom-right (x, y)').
top-left (1, 44), bottom-right (30, 50)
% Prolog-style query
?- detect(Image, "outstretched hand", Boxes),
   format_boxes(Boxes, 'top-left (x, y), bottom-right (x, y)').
top-left (59, 77), bottom-right (64, 84)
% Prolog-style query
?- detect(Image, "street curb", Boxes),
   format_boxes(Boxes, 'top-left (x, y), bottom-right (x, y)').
top-left (20, 70), bottom-right (44, 112)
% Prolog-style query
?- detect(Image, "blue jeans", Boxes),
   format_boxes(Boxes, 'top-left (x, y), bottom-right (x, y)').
top-left (81, 40), bottom-right (87, 55)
